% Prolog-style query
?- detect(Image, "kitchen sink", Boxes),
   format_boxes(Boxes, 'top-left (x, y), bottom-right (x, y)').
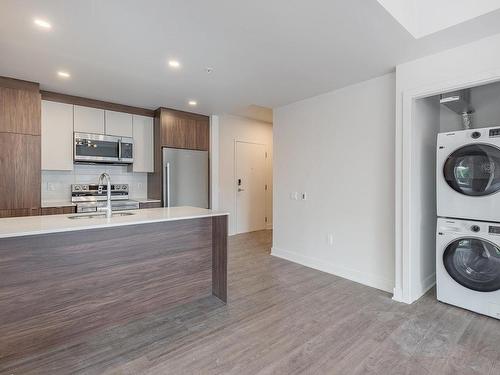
top-left (67, 212), bottom-right (136, 220)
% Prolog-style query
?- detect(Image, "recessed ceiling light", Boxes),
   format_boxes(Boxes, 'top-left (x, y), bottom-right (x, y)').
top-left (188, 100), bottom-right (197, 106)
top-left (168, 60), bottom-right (181, 68)
top-left (57, 71), bottom-right (71, 78)
top-left (34, 18), bottom-right (51, 29)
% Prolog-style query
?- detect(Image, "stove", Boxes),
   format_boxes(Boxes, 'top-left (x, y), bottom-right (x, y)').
top-left (71, 184), bottom-right (139, 213)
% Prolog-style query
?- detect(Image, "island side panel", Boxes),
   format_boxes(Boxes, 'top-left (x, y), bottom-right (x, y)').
top-left (0, 218), bottom-right (212, 365)
top-left (212, 215), bottom-right (228, 302)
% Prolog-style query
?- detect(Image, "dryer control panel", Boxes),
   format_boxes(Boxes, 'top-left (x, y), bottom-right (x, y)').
top-left (489, 128), bottom-right (500, 137)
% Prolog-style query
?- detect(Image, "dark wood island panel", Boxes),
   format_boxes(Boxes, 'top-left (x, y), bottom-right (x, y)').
top-left (0, 215), bottom-right (227, 366)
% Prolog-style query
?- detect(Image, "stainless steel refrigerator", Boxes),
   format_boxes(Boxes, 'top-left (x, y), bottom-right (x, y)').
top-left (162, 148), bottom-right (209, 208)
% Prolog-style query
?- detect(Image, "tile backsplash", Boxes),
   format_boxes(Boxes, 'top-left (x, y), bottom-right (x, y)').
top-left (42, 164), bottom-right (148, 203)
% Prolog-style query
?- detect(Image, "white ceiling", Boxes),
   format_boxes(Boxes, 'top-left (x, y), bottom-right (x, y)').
top-left (2, 0), bottom-right (500, 116)
top-left (377, 0), bottom-right (500, 38)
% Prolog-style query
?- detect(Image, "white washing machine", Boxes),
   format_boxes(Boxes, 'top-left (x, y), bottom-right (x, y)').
top-left (437, 126), bottom-right (500, 222)
top-left (437, 217), bottom-right (500, 319)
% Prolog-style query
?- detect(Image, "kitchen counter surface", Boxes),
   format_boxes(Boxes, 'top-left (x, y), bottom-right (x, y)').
top-left (131, 198), bottom-right (162, 204)
top-left (41, 200), bottom-right (77, 208)
top-left (0, 206), bottom-right (228, 239)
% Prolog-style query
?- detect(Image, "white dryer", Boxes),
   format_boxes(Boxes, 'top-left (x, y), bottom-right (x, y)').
top-left (437, 126), bottom-right (500, 222)
top-left (437, 217), bottom-right (500, 319)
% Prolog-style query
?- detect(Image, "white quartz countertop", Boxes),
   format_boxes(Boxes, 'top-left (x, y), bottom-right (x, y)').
top-left (41, 200), bottom-right (77, 208)
top-left (132, 198), bottom-right (162, 204)
top-left (0, 207), bottom-right (228, 239)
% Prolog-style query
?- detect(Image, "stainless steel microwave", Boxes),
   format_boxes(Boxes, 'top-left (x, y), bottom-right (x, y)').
top-left (74, 132), bottom-right (133, 164)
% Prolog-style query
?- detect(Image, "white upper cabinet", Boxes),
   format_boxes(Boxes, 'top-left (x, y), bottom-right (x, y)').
top-left (74, 105), bottom-right (105, 134)
top-left (132, 115), bottom-right (154, 172)
top-left (105, 110), bottom-right (133, 137)
top-left (41, 100), bottom-right (74, 171)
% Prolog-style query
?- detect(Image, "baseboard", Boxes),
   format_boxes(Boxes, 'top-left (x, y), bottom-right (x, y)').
top-left (271, 247), bottom-right (394, 294)
top-left (392, 286), bottom-right (406, 303)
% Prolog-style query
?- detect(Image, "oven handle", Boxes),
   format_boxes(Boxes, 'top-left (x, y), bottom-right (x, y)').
top-left (118, 139), bottom-right (122, 161)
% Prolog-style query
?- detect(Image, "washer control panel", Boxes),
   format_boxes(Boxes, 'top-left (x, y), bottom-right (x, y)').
top-left (489, 225), bottom-right (500, 235)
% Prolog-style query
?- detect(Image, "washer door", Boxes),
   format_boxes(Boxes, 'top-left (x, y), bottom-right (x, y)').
top-left (443, 144), bottom-right (500, 196)
top-left (443, 238), bottom-right (500, 292)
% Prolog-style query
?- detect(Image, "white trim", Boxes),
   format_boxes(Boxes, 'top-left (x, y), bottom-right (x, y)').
top-left (395, 68), bottom-right (500, 304)
top-left (272, 247), bottom-right (394, 294)
top-left (209, 115), bottom-right (220, 210)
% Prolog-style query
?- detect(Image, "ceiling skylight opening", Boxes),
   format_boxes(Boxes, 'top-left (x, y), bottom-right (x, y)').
top-left (377, 0), bottom-right (500, 39)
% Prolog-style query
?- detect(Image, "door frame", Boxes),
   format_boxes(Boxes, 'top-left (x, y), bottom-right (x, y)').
top-left (234, 140), bottom-right (268, 234)
top-left (395, 68), bottom-right (500, 304)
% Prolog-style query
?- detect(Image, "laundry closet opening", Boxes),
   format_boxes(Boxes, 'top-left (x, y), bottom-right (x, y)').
top-left (410, 79), bottom-right (500, 306)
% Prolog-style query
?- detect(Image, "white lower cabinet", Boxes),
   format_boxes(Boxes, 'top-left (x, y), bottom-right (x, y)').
top-left (41, 100), bottom-right (74, 171)
top-left (132, 115), bottom-right (154, 172)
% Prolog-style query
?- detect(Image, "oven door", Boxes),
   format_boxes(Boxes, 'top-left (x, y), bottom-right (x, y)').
top-left (74, 133), bottom-right (120, 163)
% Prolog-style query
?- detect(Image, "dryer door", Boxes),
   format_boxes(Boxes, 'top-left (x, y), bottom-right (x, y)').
top-left (443, 144), bottom-right (500, 196)
top-left (443, 238), bottom-right (500, 292)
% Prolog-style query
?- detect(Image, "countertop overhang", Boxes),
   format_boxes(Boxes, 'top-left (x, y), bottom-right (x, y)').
top-left (0, 206), bottom-right (228, 238)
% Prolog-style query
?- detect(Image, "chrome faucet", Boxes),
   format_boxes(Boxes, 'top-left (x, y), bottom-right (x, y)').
top-left (97, 172), bottom-right (112, 218)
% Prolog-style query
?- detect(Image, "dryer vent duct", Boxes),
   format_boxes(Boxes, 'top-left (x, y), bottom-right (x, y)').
top-left (440, 90), bottom-right (475, 129)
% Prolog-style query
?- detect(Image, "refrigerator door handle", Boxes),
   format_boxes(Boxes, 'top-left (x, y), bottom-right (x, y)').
top-left (164, 162), bottom-right (171, 207)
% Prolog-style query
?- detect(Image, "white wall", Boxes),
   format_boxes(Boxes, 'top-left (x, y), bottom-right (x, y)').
top-left (395, 32), bottom-right (500, 303)
top-left (42, 165), bottom-right (147, 204)
top-left (218, 114), bottom-right (273, 235)
top-left (272, 73), bottom-right (396, 293)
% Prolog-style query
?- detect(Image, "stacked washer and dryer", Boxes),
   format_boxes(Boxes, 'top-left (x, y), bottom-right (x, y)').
top-left (436, 125), bottom-right (500, 319)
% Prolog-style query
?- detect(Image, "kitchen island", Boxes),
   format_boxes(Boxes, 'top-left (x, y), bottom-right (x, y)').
top-left (0, 207), bottom-right (227, 367)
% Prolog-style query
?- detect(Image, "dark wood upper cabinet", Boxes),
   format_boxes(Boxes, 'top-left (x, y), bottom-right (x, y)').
top-left (0, 77), bottom-right (41, 214)
top-left (159, 108), bottom-right (209, 151)
top-left (0, 85), bottom-right (41, 136)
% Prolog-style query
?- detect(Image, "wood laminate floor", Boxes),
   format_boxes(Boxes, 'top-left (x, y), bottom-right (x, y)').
top-left (2, 230), bottom-right (500, 375)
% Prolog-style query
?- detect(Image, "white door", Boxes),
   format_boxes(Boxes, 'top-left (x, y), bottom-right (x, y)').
top-left (236, 141), bottom-right (266, 234)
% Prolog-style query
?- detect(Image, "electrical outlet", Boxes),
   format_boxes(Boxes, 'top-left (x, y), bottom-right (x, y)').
top-left (327, 234), bottom-right (334, 246)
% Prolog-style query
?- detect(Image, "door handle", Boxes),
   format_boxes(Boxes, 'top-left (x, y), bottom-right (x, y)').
top-left (166, 163), bottom-right (171, 207)
top-left (238, 188), bottom-right (245, 192)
